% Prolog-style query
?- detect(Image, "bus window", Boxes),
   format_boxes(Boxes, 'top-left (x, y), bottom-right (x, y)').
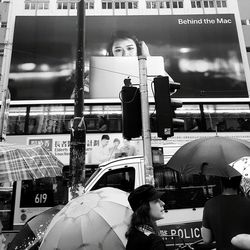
top-left (0, 183), bottom-right (13, 229)
top-left (91, 167), bottom-right (135, 192)
top-left (154, 166), bottom-right (222, 209)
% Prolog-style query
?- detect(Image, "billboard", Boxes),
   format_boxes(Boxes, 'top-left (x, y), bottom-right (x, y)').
top-left (9, 14), bottom-right (248, 100)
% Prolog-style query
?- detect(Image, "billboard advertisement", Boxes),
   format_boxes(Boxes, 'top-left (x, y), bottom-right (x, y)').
top-left (9, 14), bottom-right (248, 100)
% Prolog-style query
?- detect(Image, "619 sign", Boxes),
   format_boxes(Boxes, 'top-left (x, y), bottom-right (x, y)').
top-left (31, 191), bottom-right (53, 207)
top-left (35, 193), bottom-right (48, 204)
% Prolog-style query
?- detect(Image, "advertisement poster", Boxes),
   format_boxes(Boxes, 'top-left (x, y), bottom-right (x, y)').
top-left (9, 14), bottom-right (248, 100)
top-left (26, 134), bottom-right (140, 165)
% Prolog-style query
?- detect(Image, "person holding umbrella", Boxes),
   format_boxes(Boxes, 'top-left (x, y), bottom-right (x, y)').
top-left (201, 176), bottom-right (250, 249)
top-left (126, 184), bottom-right (167, 250)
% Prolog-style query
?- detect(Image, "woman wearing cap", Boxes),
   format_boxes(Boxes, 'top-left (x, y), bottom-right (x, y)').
top-left (126, 184), bottom-right (167, 250)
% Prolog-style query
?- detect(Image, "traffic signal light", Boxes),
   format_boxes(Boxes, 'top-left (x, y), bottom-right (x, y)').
top-left (153, 76), bottom-right (183, 139)
top-left (120, 86), bottom-right (142, 139)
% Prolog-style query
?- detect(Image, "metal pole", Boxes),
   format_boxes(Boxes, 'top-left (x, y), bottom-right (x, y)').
top-left (0, 0), bottom-right (15, 141)
top-left (138, 56), bottom-right (154, 186)
top-left (69, 0), bottom-right (86, 198)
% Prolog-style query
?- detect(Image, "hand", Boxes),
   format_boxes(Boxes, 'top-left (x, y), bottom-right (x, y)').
top-left (231, 234), bottom-right (250, 249)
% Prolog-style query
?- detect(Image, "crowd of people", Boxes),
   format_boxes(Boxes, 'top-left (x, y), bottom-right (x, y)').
top-left (126, 181), bottom-right (250, 250)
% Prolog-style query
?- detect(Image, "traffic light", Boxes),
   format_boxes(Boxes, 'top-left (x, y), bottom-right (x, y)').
top-left (153, 76), bottom-right (183, 139)
top-left (120, 86), bottom-right (142, 140)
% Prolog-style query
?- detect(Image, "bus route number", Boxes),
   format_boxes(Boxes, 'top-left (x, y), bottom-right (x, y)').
top-left (35, 193), bottom-right (48, 204)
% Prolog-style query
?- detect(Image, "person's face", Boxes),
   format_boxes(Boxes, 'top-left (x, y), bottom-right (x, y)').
top-left (149, 199), bottom-right (165, 221)
top-left (0, 222), bottom-right (6, 250)
top-left (101, 139), bottom-right (109, 147)
top-left (123, 139), bottom-right (129, 146)
top-left (112, 38), bottom-right (138, 57)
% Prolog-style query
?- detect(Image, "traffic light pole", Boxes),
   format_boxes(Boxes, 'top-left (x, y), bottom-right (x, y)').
top-left (138, 56), bottom-right (154, 186)
top-left (69, 0), bottom-right (86, 198)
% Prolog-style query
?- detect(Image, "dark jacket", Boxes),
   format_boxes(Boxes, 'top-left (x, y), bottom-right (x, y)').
top-left (126, 227), bottom-right (167, 250)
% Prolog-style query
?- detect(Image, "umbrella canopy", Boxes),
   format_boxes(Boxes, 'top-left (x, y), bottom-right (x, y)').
top-left (230, 157), bottom-right (250, 195)
top-left (8, 205), bottom-right (64, 250)
top-left (0, 143), bottom-right (63, 182)
top-left (39, 187), bottom-right (133, 250)
top-left (166, 136), bottom-right (250, 177)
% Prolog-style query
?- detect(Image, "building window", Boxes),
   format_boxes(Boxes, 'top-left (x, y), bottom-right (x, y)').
top-left (178, 1), bottom-right (183, 7)
top-left (70, 2), bottom-right (76, 9)
top-left (191, 0), bottom-right (202, 8)
top-left (38, 3), bottom-right (43, 9)
top-left (147, 0), bottom-right (182, 9)
top-left (0, 22), bottom-right (7, 28)
top-left (57, 1), bottom-right (81, 10)
top-left (85, 1), bottom-right (94, 9)
top-left (102, 1), bottom-right (113, 9)
top-left (173, 1), bottom-right (177, 8)
top-left (128, 1), bottom-right (138, 9)
top-left (24, 1), bottom-right (49, 10)
top-left (209, 0), bottom-right (214, 7)
top-left (172, 0), bottom-right (183, 8)
top-left (146, 1), bottom-right (158, 9)
top-left (216, 0), bottom-right (226, 8)
top-left (222, 0), bottom-right (227, 7)
top-left (166, 1), bottom-right (170, 8)
top-left (62, 2), bottom-right (68, 9)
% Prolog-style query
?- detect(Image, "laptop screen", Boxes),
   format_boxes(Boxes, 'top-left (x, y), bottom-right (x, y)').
top-left (89, 56), bottom-right (167, 99)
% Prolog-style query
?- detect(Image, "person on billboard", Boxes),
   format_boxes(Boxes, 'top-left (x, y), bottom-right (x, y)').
top-left (107, 30), bottom-right (150, 57)
top-left (125, 184), bottom-right (167, 250)
top-left (87, 134), bottom-right (110, 164)
top-left (108, 138), bottom-right (121, 160)
top-left (106, 30), bottom-right (174, 82)
top-left (0, 219), bottom-right (6, 250)
top-left (120, 138), bottom-right (137, 156)
top-left (201, 176), bottom-right (250, 249)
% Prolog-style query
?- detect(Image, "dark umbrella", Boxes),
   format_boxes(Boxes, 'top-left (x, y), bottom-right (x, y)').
top-left (8, 205), bottom-right (64, 250)
top-left (166, 136), bottom-right (250, 177)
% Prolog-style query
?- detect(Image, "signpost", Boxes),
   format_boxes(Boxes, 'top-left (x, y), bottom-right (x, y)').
top-left (69, 0), bottom-right (86, 198)
top-left (138, 56), bottom-right (154, 186)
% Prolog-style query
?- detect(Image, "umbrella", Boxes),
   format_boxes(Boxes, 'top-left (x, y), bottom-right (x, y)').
top-left (230, 157), bottom-right (250, 195)
top-left (8, 205), bottom-right (64, 250)
top-left (166, 136), bottom-right (250, 177)
top-left (0, 143), bottom-right (63, 182)
top-left (39, 187), bottom-right (133, 250)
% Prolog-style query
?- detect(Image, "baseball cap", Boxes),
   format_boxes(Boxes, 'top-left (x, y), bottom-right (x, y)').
top-left (128, 184), bottom-right (164, 211)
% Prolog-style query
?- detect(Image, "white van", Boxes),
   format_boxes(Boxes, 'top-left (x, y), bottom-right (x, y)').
top-left (83, 155), bottom-right (221, 247)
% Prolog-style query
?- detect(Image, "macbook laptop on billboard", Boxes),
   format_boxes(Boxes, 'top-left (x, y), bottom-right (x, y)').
top-left (89, 56), bottom-right (167, 99)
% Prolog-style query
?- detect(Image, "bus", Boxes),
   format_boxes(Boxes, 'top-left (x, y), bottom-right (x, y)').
top-left (1, 97), bottom-right (250, 246)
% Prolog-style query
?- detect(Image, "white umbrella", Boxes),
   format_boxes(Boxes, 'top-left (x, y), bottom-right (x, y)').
top-left (40, 187), bottom-right (133, 250)
top-left (230, 156), bottom-right (250, 195)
